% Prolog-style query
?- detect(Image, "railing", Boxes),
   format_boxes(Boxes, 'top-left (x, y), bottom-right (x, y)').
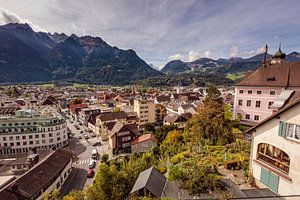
top-left (257, 152), bottom-right (289, 174)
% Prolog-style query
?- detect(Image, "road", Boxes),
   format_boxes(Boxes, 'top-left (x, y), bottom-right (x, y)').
top-left (60, 115), bottom-right (110, 196)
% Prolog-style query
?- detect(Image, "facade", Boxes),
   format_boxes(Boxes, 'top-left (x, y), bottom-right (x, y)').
top-left (234, 47), bottom-right (300, 125)
top-left (163, 113), bottom-right (192, 129)
top-left (133, 99), bottom-right (155, 129)
top-left (131, 134), bottom-right (157, 154)
top-left (0, 110), bottom-right (67, 157)
top-left (0, 149), bottom-right (73, 200)
top-left (155, 104), bottom-right (166, 125)
top-left (108, 121), bottom-right (139, 154)
top-left (248, 98), bottom-right (300, 195)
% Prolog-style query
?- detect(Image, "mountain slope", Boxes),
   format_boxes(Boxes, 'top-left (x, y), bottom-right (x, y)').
top-left (0, 23), bottom-right (162, 85)
top-left (161, 52), bottom-right (300, 75)
top-left (0, 29), bottom-right (51, 83)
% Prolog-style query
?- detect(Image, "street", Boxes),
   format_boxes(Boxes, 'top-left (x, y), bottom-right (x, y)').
top-left (60, 115), bottom-right (110, 196)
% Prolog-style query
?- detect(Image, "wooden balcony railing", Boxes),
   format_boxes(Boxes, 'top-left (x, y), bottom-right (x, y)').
top-left (257, 152), bottom-right (289, 174)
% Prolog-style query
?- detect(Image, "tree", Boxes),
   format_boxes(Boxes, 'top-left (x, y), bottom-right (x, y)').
top-left (101, 154), bottom-right (109, 163)
top-left (44, 189), bottom-right (60, 200)
top-left (144, 123), bottom-right (155, 133)
top-left (154, 125), bottom-right (178, 143)
top-left (62, 191), bottom-right (85, 200)
top-left (71, 98), bottom-right (83, 105)
top-left (184, 86), bottom-right (235, 145)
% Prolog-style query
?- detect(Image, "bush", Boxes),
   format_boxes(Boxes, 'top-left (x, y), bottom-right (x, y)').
top-left (101, 154), bottom-right (109, 163)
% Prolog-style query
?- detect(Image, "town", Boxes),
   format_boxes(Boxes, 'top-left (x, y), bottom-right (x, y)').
top-left (0, 46), bottom-right (299, 199)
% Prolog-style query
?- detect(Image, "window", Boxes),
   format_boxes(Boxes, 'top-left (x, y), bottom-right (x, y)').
top-left (239, 90), bottom-right (244, 94)
top-left (246, 100), bottom-right (251, 107)
top-left (122, 136), bottom-right (131, 142)
top-left (245, 114), bottom-right (250, 120)
top-left (22, 136), bottom-right (26, 140)
top-left (35, 135), bottom-right (39, 139)
top-left (49, 133), bottom-right (53, 137)
top-left (122, 142), bottom-right (130, 148)
top-left (238, 99), bottom-right (243, 106)
top-left (9, 136), bottom-right (13, 141)
top-left (269, 101), bottom-right (274, 107)
top-left (286, 123), bottom-right (300, 141)
top-left (248, 90), bottom-right (252, 94)
top-left (270, 91), bottom-right (276, 95)
top-left (29, 135), bottom-right (33, 139)
top-left (3, 137), bottom-right (6, 141)
top-left (16, 136), bottom-right (20, 140)
top-left (57, 137), bottom-right (61, 141)
top-left (255, 101), bottom-right (261, 108)
top-left (42, 134), bottom-right (45, 138)
top-left (254, 115), bottom-right (259, 121)
top-left (49, 139), bottom-right (53, 143)
top-left (10, 143), bottom-right (14, 146)
top-left (16, 142), bottom-right (20, 146)
top-left (257, 90), bottom-right (262, 94)
top-left (23, 141), bottom-right (27, 145)
top-left (257, 143), bottom-right (290, 174)
top-left (29, 141), bottom-right (33, 145)
top-left (42, 140), bottom-right (46, 144)
top-left (36, 141), bottom-right (40, 145)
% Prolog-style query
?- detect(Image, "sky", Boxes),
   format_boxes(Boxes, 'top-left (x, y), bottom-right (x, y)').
top-left (0, 0), bottom-right (300, 69)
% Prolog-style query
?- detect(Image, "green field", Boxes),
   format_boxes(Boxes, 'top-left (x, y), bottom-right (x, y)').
top-left (226, 72), bottom-right (245, 81)
top-left (38, 83), bottom-right (55, 88)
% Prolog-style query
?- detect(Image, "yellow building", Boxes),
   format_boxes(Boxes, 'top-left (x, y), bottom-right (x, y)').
top-left (134, 99), bottom-right (155, 129)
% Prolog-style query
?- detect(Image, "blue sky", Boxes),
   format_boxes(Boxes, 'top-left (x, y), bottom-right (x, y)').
top-left (0, 0), bottom-right (300, 68)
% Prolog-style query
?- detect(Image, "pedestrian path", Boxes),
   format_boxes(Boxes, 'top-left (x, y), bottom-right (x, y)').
top-left (75, 158), bottom-right (91, 166)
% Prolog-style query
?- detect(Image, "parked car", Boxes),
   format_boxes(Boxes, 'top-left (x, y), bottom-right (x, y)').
top-left (80, 130), bottom-right (84, 134)
top-left (78, 135), bottom-right (83, 139)
top-left (92, 142), bottom-right (101, 146)
top-left (79, 122), bottom-right (83, 126)
top-left (89, 159), bottom-right (96, 169)
top-left (87, 169), bottom-right (95, 178)
top-left (84, 134), bottom-right (89, 139)
top-left (91, 132), bottom-right (96, 137)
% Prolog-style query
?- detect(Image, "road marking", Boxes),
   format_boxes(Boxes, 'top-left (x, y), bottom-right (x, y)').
top-left (77, 158), bottom-right (91, 165)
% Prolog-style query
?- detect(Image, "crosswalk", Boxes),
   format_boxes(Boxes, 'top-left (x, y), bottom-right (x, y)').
top-left (74, 158), bottom-right (92, 166)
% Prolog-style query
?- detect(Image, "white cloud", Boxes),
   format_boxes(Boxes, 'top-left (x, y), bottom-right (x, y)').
top-left (168, 53), bottom-right (184, 61)
top-left (0, 8), bottom-right (46, 32)
top-left (230, 46), bottom-right (239, 57)
top-left (187, 50), bottom-right (201, 62)
top-left (203, 50), bottom-right (212, 58)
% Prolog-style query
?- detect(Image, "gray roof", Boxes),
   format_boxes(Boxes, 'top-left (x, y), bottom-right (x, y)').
top-left (130, 167), bottom-right (166, 197)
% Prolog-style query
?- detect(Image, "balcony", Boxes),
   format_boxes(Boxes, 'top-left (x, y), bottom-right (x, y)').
top-left (257, 152), bottom-right (289, 174)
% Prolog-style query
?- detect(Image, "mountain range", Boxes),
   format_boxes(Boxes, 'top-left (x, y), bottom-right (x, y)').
top-left (161, 52), bottom-right (300, 76)
top-left (0, 23), bottom-right (162, 85)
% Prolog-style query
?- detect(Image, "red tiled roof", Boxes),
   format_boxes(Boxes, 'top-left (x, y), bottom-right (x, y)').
top-left (237, 62), bottom-right (300, 87)
top-left (131, 134), bottom-right (157, 145)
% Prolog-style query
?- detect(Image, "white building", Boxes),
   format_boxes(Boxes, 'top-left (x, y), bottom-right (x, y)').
top-left (0, 149), bottom-right (73, 200)
top-left (247, 97), bottom-right (300, 195)
top-left (0, 109), bottom-right (68, 157)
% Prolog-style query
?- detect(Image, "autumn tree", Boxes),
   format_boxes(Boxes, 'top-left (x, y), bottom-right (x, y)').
top-left (184, 86), bottom-right (235, 145)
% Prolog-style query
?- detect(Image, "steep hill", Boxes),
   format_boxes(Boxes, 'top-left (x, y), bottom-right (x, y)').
top-left (0, 23), bottom-right (162, 85)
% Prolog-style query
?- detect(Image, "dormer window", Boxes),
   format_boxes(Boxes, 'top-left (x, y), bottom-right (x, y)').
top-left (248, 90), bottom-right (252, 94)
top-left (270, 91), bottom-right (276, 95)
top-left (267, 77), bottom-right (276, 81)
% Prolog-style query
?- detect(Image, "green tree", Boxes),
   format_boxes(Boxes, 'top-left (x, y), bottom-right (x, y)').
top-left (44, 189), bottom-right (60, 200)
top-left (101, 154), bottom-right (109, 163)
top-left (62, 191), bottom-right (85, 200)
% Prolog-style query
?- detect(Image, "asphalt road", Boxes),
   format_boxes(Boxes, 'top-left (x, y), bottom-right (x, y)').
top-left (60, 115), bottom-right (110, 196)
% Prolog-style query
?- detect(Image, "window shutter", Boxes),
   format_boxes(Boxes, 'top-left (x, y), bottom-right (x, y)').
top-left (260, 167), bottom-right (269, 186)
top-left (278, 121), bottom-right (286, 137)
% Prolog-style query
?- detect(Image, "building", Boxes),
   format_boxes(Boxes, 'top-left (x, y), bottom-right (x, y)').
top-left (247, 97), bottom-right (300, 195)
top-left (108, 121), bottom-right (140, 154)
top-left (133, 99), bottom-right (155, 129)
top-left (155, 104), bottom-right (166, 125)
top-left (95, 111), bottom-right (128, 140)
top-left (128, 167), bottom-right (191, 199)
top-left (163, 113), bottom-right (192, 129)
top-left (131, 134), bottom-right (157, 154)
top-left (0, 110), bottom-right (68, 157)
top-left (0, 149), bottom-right (73, 200)
top-left (234, 46), bottom-right (300, 125)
